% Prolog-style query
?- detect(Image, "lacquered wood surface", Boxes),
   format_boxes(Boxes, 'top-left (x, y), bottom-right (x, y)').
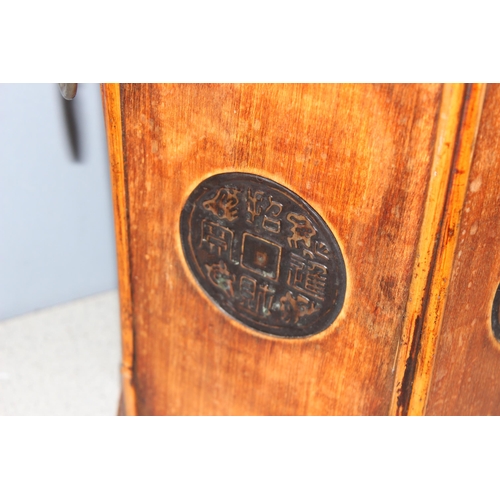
top-left (389, 84), bottom-right (467, 415)
top-left (391, 84), bottom-right (487, 415)
top-left (101, 84), bottom-right (137, 415)
top-left (426, 84), bottom-right (500, 415)
top-left (104, 84), bottom-right (445, 415)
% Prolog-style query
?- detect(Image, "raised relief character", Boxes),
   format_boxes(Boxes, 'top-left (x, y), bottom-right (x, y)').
top-left (286, 213), bottom-right (317, 248)
top-left (278, 291), bottom-right (320, 325)
top-left (302, 240), bottom-right (331, 261)
top-left (240, 233), bottom-right (281, 281)
top-left (246, 189), bottom-right (264, 223)
top-left (203, 187), bottom-right (240, 221)
top-left (205, 261), bottom-right (235, 298)
top-left (303, 261), bottom-right (328, 299)
top-left (262, 196), bottom-right (283, 233)
top-left (238, 274), bottom-right (275, 318)
top-left (200, 219), bottom-right (233, 259)
top-left (287, 253), bottom-right (327, 301)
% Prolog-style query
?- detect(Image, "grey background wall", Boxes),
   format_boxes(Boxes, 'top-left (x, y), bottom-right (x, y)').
top-left (0, 84), bottom-right (117, 320)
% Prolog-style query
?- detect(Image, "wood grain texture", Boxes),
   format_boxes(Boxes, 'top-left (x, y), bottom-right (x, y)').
top-left (390, 84), bottom-right (466, 415)
top-left (109, 83), bottom-right (445, 415)
top-left (101, 84), bottom-right (138, 416)
top-left (390, 84), bottom-right (487, 415)
top-left (426, 84), bottom-right (500, 415)
top-left (407, 84), bottom-right (486, 415)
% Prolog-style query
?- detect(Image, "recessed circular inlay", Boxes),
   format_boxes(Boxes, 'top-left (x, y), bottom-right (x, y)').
top-left (180, 173), bottom-right (346, 338)
top-left (492, 283), bottom-right (500, 342)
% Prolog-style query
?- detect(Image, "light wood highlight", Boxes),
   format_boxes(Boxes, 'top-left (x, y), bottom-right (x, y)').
top-left (390, 84), bottom-right (465, 415)
top-left (407, 84), bottom-right (486, 415)
top-left (101, 83), bottom-right (138, 416)
top-left (426, 84), bottom-right (500, 415)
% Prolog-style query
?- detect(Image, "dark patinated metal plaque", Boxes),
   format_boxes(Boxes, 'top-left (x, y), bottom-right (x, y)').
top-left (492, 284), bottom-right (500, 342)
top-left (180, 173), bottom-right (346, 338)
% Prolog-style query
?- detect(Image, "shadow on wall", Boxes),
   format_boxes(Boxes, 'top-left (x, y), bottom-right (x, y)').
top-left (0, 83), bottom-right (117, 320)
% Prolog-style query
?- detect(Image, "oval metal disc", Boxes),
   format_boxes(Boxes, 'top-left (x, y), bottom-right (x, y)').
top-left (180, 173), bottom-right (347, 338)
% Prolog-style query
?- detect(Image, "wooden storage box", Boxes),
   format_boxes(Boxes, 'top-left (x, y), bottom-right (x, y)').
top-left (102, 84), bottom-right (500, 415)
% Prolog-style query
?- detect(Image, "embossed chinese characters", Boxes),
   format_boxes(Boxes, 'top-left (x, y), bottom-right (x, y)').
top-left (180, 173), bottom-right (346, 337)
